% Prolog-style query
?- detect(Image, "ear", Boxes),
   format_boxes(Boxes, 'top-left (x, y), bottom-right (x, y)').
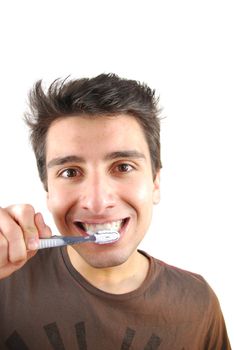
top-left (153, 171), bottom-right (160, 205)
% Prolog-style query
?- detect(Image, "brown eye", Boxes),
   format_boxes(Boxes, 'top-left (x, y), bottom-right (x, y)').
top-left (117, 163), bottom-right (133, 172)
top-left (61, 168), bottom-right (79, 178)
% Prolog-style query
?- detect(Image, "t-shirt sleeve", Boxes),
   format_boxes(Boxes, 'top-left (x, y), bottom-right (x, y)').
top-left (203, 284), bottom-right (231, 349)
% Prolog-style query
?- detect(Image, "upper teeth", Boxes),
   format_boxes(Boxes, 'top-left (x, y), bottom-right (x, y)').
top-left (82, 220), bottom-right (123, 235)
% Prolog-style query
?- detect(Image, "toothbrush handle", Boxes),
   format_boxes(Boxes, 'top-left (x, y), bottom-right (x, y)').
top-left (38, 235), bottom-right (95, 249)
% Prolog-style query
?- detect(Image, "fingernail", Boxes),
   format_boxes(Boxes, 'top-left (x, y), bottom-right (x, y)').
top-left (27, 238), bottom-right (39, 250)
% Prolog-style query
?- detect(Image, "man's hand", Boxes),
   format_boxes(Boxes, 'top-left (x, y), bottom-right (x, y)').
top-left (0, 204), bottom-right (51, 280)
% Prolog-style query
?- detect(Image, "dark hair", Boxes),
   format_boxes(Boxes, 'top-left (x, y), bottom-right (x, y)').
top-left (25, 73), bottom-right (162, 190)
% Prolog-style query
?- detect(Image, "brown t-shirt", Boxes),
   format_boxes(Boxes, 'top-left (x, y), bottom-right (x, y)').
top-left (0, 248), bottom-right (231, 350)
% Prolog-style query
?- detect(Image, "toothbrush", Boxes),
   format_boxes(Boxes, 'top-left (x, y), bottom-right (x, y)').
top-left (38, 230), bottom-right (120, 249)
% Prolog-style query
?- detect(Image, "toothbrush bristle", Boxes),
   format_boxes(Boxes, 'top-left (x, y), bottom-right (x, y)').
top-left (94, 230), bottom-right (120, 244)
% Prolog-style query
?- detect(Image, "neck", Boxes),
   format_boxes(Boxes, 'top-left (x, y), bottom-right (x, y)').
top-left (67, 247), bottom-right (150, 294)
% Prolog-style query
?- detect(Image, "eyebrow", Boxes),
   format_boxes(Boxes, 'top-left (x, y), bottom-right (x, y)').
top-left (47, 150), bottom-right (146, 168)
top-left (104, 150), bottom-right (146, 161)
top-left (47, 155), bottom-right (85, 168)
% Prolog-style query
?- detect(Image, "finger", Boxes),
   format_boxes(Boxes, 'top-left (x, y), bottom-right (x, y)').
top-left (0, 208), bottom-right (27, 263)
top-left (6, 204), bottom-right (39, 251)
top-left (34, 212), bottom-right (52, 238)
top-left (0, 231), bottom-right (8, 267)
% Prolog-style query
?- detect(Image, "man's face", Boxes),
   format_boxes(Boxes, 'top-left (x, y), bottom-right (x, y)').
top-left (46, 114), bottom-right (160, 268)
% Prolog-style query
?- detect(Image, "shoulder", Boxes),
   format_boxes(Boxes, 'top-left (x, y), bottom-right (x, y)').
top-left (155, 258), bottom-right (208, 288)
top-left (144, 253), bottom-right (231, 349)
top-left (144, 251), bottom-right (220, 312)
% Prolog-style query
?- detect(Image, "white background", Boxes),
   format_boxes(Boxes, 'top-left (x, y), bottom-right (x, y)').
top-left (0, 0), bottom-right (233, 345)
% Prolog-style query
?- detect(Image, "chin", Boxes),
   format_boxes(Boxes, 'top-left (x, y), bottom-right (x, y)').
top-left (88, 259), bottom-right (125, 269)
top-left (77, 248), bottom-right (132, 269)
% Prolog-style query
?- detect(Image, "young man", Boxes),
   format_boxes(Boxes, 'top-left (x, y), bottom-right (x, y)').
top-left (0, 74), bottom-right (231, 349)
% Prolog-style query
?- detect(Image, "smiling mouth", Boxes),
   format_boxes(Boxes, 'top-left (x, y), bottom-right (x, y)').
top-left (74, 218), bottom-right (129, 235)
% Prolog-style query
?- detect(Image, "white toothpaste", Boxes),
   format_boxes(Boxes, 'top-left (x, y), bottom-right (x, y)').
top-left (94, 230), bottom-right (120, 244)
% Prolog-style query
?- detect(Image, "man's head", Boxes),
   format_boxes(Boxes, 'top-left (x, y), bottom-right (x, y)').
top-left (25, 73), bottom-right (162, 191)
top-left (25, 73), bottom-right (162, 268)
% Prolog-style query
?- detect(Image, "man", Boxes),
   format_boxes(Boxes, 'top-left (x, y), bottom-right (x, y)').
top-left (0, 74), bottom-right (231, 349)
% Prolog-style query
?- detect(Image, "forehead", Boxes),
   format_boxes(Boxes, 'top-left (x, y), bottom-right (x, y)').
top-left (46, 114), bottom-right (150, 159)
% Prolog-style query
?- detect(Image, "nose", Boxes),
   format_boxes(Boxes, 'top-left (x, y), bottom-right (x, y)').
top-left (79, 172), bottom-right (116, 214)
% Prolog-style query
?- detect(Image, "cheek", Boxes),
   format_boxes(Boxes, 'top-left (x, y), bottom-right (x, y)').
top-left (123, 177), bottom-right (155, 224)
top-left (132, 179), bottom-right (154, 205)
top-left (47, 185), bottom-right (71, 216)
top-left (127, 179), bottom-right (154, 235)
top-left (47, 188), bottom-right (73, 235)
